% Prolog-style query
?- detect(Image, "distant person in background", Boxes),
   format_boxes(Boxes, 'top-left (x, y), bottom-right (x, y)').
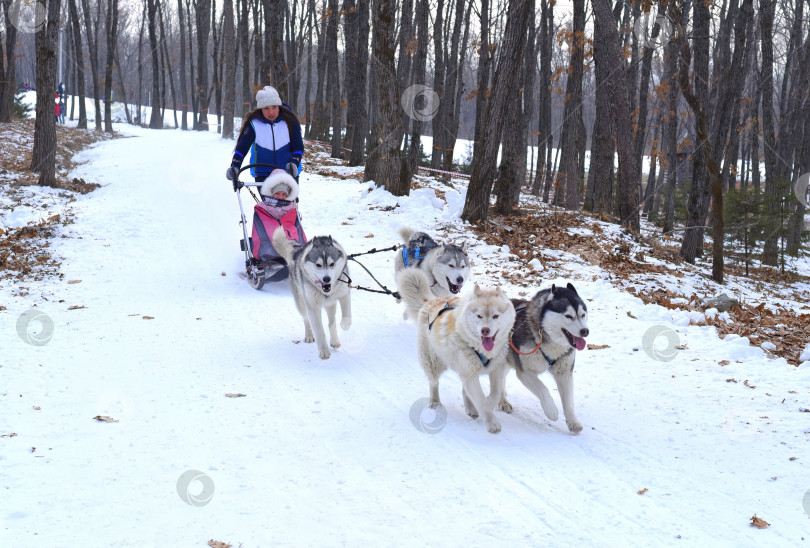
top-left (225, 85), bottom-right (304, 188)
top-left (57, 81), bottom-right (64, 98)
top-left (59, 98), bottom-right (66, 124)
top-left (54, 98), bottom-right (60, 123)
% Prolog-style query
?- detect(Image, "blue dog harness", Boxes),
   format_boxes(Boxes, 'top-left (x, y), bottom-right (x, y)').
top-left (402, 246), bottom-right (423, 267)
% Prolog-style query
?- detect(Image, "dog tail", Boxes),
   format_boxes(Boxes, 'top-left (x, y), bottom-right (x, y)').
top-left (398, 226), bottom-right (415, 243)
top-left (396, 268), bottom-right (433, 320)
top-left (272, 227), bottom-right (296, 264)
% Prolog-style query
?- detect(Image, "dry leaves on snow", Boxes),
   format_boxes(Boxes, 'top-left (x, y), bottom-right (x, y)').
top-left (92, 415), bottom-right (118, 423)
top-left (208, 541), bottom-right (232, 548)
top-left (225, 393), bottom-right (246, 398)
top-left (749, 515), bottom-right (770, 529)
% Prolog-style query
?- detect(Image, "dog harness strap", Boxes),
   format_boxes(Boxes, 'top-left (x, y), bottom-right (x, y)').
top-left (476, 351), bottom-right (490, 367)
top-left (428, 302), bottom-right (454, 331)
top-left (402, 246), bottom-right (422, 267)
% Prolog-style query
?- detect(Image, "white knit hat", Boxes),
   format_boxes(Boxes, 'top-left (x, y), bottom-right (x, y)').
top-left (256, 86), bottom-right (282, 109)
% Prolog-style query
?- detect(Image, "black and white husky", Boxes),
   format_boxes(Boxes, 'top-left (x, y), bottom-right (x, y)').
top-left (394, 227), bottom-right (471, 316)
top-left (501, 283), bottom-right (589, 433)
top-left (272, 231), bottom-right (352, 360)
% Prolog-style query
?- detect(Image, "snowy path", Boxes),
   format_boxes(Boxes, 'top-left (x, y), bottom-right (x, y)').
top-left (2, 124), bottom-right (809, 547)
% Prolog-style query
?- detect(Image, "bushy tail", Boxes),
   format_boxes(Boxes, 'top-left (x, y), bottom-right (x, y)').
top-left (398, 226), bottom-right (415, 244)
top-left (396, 268), bottom-right (433, 320)
top-left (272, 227), bottom-right (296, 264)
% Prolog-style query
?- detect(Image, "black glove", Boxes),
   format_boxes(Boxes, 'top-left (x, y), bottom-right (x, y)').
top-left (226, 167), bottom-right (242, 191)
top-left (286, 161), bottom-right (299, 178)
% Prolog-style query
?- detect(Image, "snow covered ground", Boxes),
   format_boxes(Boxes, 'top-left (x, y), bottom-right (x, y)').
top-left (1, 118), bottom-right (809, 547)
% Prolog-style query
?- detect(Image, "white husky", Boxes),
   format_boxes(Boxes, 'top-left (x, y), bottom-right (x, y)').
top-left (272, 231), bottom-right (352, 359)
top-left (397, 268), bottom-right (516, 434)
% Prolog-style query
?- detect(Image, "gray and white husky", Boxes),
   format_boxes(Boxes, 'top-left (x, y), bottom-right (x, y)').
top-left (394, 227), bottom-right (471, 315)
top-left (501, 283), bottom-right (589, 433)
top-left (272, 231), bottom-right (352, 360)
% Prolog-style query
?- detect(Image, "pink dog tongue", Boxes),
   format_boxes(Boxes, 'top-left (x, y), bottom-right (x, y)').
top-left (482, 336), bottom-right (495, 352)
top-left (574, 337), bottom-right (587, 351)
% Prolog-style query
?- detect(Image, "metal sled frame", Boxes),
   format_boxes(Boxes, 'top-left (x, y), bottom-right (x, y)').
top-left (234, 162), bottom-right (297, 290)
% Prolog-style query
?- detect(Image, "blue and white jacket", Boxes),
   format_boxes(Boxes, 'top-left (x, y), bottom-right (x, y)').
top-left (232, 109), bottom-right (304, 179)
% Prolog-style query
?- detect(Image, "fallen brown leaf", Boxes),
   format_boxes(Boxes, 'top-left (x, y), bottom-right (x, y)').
top-left (750, 515), bottom-right (769, 529)
top-left (637, 488), bottom-right (648, 495)
top-left (587, 344), bottom-right (610, 350)
top-left (68, 305), bottom-right (86, 310)
top-left (67, 279), bottom-right (81, 284)
top-left (225, 393), bottom-right (246, 398)
top-left (92, 415), bottom-right (118, 423)
top-left (626, 311), bottom-right (637, 319)
top-left (208, 541), bottom-right (232, 548)
top-left (744, 380), bottom-right (756, 389)
top-left (142, 315), bottom-right (155, 320)
top-left (0, 433), bottom-right (17, 438)
top-left (726, 378), bottom-right (738, 383)
top-left (718, 360), bottom-right (730, 366)
top-left (365, 233), bottom-right (374, 238)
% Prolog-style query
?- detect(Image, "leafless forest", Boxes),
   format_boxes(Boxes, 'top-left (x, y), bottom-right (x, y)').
top-left (2, 0), bottom-right (808, 283)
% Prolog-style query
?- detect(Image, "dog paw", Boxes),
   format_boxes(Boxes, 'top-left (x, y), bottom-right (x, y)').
top-left (340, 317), bottom-right (351, 330)
top-left (466, 409), bottom-right (479, 419)
top-left (486, 419), bottom-right (502, 434)
top-left (567, 420), bottom-right (583, 434)
top-left (498, 400), bottom-right (513, 414)
top-left (318, 347), bottom-right (331, 359)
top-left (330, 340), bottom-right (341, 349)
top-left (304, 335), bottom-right (315, 343)
top-left (428, 401), bottom-right (442, 410)
top-left (542, 404), bottom-right (559, 422)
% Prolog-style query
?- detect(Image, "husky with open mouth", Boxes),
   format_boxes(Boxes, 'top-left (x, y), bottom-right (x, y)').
top-left (394, 227), bottom-right (470, 317)
top-left (501, 283), bottom-right (589, 433)
top-left (397, 268), bottom-right (516, 434)
top-left (272, 231), bottom-right (352, 359)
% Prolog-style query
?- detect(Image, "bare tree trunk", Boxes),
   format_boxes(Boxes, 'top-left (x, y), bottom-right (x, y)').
top-left (442, 0), bottom-right (473, 176)
top-left (462, 0), bottom-right (532, 223)
top-left (556, 0), bottom-right (585, 209)
top-left (238, 0), bottom-right (251, 115)
top-left (592, 0), bottom-right (640, 231)
top-left (673, 0), bottom-right (724, 282)
top-left (67, 0), bottom-right (87, 128)
top-left (157, 0), bottom-right (179, 127)
top-left (80, 0), bottom-right (102, 129)
top-left (146, 0), bottom-right (162, 128)
top-left (494, 10), bottom-right (537, 214)
top-left (222, 0), bottom-right (236, 138)
top-left (32, 0), bottom-right (62, 187)
top-left (404, 0), bottom-right (429, 179)
top-left (194, 0), bottom-right (212, 130)
top-left (472, 0), bottom-right (491, 162)
top-left (326, 0), bottom-right (341, 157)
top-left (365, 0), bottom-right (404, 194)
top-left (585, 4), bottom-right (616, 218)
top-left (177, 0), bottom-right (189, 129)
top-left (532, 0), bottom-right (553, 197)
top-left (429, 0), bottom-right (446, 169)
top-left (211, 5), bottom-right (224, 133)
top-left (345, 0), bottom-right (369, 166)
top-left (0, 0), bottom-right (19, 122)
top-left (103, 0), bottom-right (118, 133)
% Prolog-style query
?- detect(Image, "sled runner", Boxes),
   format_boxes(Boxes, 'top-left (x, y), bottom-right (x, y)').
top-left (233, 163), bottom-right (307, 289)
